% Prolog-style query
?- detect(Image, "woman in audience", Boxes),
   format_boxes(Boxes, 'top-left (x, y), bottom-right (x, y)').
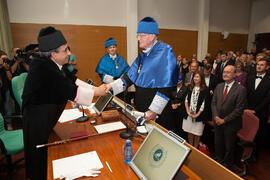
top-left (182, 71), bottom-right (209, 148)
top-left (235, 61), bottom-right (247, 86)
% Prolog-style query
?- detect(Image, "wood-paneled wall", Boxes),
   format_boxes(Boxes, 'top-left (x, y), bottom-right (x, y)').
top-left (208, 32), bottom-right (248, 58)
top-left (10, 23), bottom-right (248, 83)
top-left (10, 23), bottom-right (127, 84)
top-left (159, 29), bottom-right (198, 60)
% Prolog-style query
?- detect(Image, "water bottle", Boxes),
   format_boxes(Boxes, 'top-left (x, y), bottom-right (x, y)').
top-left (124, 139), bottom-right (133, 164)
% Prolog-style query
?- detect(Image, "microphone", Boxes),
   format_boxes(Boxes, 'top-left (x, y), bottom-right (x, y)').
top-left (119, 99), bottom-right (134, 139)
top-left (76, 105), bottom-right (89, 122)
top-left (120, 118), bottom-right (134, 139)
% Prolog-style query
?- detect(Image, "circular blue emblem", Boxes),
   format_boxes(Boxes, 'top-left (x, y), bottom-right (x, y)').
top-left (149, 144), bottom-right (167, 167)
top-left (153, 149), bottom-right (163, 162)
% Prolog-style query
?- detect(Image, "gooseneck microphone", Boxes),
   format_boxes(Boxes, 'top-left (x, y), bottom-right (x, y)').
top-left (120, 118), bottom-right (134, 139)
top-left (76, 105), bottom-right (89, 122)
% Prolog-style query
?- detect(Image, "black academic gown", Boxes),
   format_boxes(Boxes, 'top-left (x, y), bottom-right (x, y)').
top-left (22, 56), bottom-right (78, 180)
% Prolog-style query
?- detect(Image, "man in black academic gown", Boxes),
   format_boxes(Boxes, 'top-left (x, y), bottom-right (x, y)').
top-left (22, 26), bottom-right (107, 180)
top-left (106, 17), bottom-right (181, 131)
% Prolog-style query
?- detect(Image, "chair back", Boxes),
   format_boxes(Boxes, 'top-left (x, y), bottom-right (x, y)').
top-left (237, 111), bottom-right (259, 142)
top-left (0, 113), bottom-right (5, 135)
top-left (11, 72), bottom-right (28, 110)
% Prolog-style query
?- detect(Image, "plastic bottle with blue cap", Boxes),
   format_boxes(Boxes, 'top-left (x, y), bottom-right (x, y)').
top-left (124, 139), bottom-right (133, 164)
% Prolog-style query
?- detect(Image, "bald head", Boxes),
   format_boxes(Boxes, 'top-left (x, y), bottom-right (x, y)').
top-left (222, 65), bottom-right (236, 83)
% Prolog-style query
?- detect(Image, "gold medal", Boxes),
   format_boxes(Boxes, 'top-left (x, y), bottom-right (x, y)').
top-left (116, 65), bottom-right (119, 70)
top-left (138, 66), bottom-right (141, 73)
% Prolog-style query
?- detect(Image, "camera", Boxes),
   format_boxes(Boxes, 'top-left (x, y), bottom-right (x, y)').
top-left (15, 49), bottom-right (29, 59)
top-left (2, 58), bottom-right (12, 65)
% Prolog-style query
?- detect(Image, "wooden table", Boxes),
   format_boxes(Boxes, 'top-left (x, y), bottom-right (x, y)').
top-left (47, 102), bottom-right (201, 180)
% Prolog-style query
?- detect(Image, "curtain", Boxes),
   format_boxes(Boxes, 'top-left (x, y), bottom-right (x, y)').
top-left (0, 0), bottom-right (13, 57)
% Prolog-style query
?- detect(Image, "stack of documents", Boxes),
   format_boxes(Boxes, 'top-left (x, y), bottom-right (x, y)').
top-left (94, 121), bottom-right (126, 134)
top-left (52, 151), bottom-right (103, 179)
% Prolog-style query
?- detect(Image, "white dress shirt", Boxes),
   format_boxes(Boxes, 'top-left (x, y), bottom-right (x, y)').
top-left (255, 73), bottom-right (266, 89)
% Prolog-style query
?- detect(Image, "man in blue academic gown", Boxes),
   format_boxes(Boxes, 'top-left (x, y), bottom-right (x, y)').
top-left (107, 17), bottom-right (181, 131)
top-left (95, 38), bottom-right (129, 83)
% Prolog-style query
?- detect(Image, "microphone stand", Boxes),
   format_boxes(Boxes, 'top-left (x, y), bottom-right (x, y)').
top-left (76, 105), bottom-right (89, 122)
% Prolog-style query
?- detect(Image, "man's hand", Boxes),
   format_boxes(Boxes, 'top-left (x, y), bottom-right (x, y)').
top-left (215, 116), bottom-right (225, 125)
top-left (94, 84), bottom-right (108, 96)
top-left (104, 84), bottom-right (112, 94)
top-left (171, 103), bottom-right (180, 109)
top-left (145, 110), bottom-right (157, 121)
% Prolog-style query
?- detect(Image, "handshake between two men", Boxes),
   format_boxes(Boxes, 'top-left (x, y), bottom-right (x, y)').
top-left (93, 83), bottom-right (157, 121)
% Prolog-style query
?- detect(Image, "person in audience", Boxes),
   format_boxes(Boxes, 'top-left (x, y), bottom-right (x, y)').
top-left (212, 53), bottom-right (221, 75)
top-left (250, 47), bottom-right (257, 57)
top-left (64, 46), bottom-right (77, 74)
top-left (256, 53), bottom-right (267, 62)
top-left (265, 49), bottom-right (270, 57)
top-left (227, 51), bottom-right (236, 64)
top-left (182, 71), bottom-right (210, 148)
top-left (211, 65), bottom-right (247, 169)
top-left (171, 81), bottom-right (189, 139)
top-left (176, 54), bottom-right (182, 68)
top-left (0, 50), bottom-right (12, 130)
top-left (235, 61), bottom-right (247, 86)
top-left (22, 26), bottom-right (108, 180)
top-left (239, 53), bottom-right (249, 72)
top-left (184, 61), bottom-right (199, 86)
top-left (246, 58), bottom-right (270, 148)
top-left (215, 51), bottom-right (234, 83)
top-left (180, 57), bottom-right (189, 83)
top-left (95, 37), bottom-right (129, 84)
top-left (203, 63), bottom-right (218, 96)
top-left (10, 47), bottom-right (30, 77)
top-left (245, 53), bottom-right (256, 75)
top-left (106, 17), bottom-right (181, 132)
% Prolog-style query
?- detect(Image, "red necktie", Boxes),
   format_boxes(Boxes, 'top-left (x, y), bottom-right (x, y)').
top-left (222, 85), bottom-right (228, 102)
top-left (189, 73), bottom-right (193, 83)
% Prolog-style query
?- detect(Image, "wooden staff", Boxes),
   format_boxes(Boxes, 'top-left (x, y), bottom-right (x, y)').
top-left (36, 133), bottom-right (100, 149)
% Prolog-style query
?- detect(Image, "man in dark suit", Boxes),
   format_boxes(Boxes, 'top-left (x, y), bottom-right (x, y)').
top-left (211, 65), bottom-right (247, 169)
top-left (215, 51), bottom-right (235, 83)
top-left (184, 61), bottom-right (199, 86)
top-left (204, 63), bottom-right (218, 96)
top-left (246, 58), bottom-right (270, 147)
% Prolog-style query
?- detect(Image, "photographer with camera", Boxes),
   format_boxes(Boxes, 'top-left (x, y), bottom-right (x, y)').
top-left (0, 50), bottom-right (13, 130)
top-left (10, 47), bottom-right (30, 77)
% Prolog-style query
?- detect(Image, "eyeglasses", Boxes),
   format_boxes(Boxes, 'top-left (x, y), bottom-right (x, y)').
top-left (136, 34), bottom-right (148, 39)
top-left (58, 46), bottom-right (70, 53)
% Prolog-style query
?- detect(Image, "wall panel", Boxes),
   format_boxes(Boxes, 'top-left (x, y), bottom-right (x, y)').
top-left (10, 23), bottom-right (127, 84)
top-left (208, 32), bottom-right (248, 57)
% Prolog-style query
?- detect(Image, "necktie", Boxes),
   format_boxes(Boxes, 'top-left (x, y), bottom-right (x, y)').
top-left (189, 73), bottom-right (194, 83)
top-left (222, 85), bottom-right (228, 102)
top-left (256, 76), bottom-right (262, 79)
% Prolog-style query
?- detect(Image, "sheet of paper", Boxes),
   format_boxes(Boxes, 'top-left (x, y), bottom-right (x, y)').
top-left (53, 151), bottom-right (103, 179)
top-left (58, 109), bottom-right (82, 123)
top-left (82, 103), bottom-right (96, 114)
top-left (94, 121), bottom-right (126, 134)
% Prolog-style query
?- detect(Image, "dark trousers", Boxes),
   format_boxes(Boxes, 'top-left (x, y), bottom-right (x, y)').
top-left (214, 125), bottom-right (237, 167)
